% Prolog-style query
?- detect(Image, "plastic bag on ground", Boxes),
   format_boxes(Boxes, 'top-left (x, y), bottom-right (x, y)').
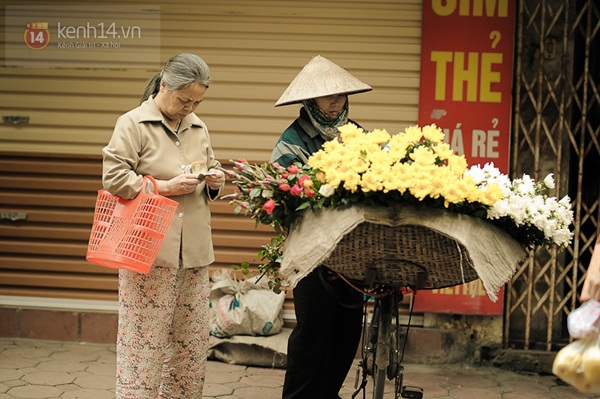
top-left (209, 269), bottom-right (286, 338)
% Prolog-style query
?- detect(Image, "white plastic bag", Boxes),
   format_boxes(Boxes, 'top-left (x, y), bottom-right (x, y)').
top-left (568, 299), bottom-right (600, 339)
top-left (209, 270), bottom-right (286, 338)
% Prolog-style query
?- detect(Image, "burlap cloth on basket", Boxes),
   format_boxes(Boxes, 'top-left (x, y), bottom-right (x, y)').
top-left (279, 205), bottom-right (527, 302)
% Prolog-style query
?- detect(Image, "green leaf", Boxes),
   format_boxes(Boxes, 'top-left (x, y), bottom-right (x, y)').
top-left (296, 202), bottom-right (311, 211)
top-left (250, 188), bottom-right (262, 198)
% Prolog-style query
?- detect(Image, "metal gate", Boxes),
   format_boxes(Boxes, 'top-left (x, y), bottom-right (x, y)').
top-left (505, 0), bottom-right (600, 351)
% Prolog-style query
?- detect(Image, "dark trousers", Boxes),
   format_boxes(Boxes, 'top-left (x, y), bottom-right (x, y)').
top-left (282, 267), bottom-right (364, 399)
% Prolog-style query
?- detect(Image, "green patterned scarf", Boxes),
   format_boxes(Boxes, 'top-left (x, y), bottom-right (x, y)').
top-left (303, 98), bottom-right (349, 141)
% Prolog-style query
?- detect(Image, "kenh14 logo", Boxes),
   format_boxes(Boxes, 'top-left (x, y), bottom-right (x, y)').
top-left (24, 22), bottom-right (50, 50)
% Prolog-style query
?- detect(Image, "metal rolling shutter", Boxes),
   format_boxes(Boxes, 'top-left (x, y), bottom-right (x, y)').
top-left (0, 0), bottom-right (422, 305)
top-left (0, 154), bottom-right (272, 300)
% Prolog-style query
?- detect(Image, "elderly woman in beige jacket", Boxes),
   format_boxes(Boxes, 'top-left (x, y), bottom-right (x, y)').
top-left (102, 53), bottom-right (225, 399)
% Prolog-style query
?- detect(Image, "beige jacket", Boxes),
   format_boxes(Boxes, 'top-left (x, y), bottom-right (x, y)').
top-left (102, 97), bottom-right (222, 269)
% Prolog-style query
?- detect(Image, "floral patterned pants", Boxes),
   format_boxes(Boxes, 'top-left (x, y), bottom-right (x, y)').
top-left (116, 266), bottom-right (210, 399)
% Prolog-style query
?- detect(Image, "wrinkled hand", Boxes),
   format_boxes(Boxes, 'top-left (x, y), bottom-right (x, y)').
top-left (205, 169), bottom-right (226, 190)
top-left (167, 173), bottom-right (201, 196)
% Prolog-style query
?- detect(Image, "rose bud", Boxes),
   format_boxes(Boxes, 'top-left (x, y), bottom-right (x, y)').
top-left (290, 184), bottom-right (303, 196)
top-left (262, 199), bottom-right (276, 215)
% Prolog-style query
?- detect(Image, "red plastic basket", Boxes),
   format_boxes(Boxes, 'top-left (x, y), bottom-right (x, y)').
top-left (86, 176), bottom-right (178, 273)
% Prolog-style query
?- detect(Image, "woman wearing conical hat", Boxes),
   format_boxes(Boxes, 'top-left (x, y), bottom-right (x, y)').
top-left (271, 55), bottom-right (372, 399)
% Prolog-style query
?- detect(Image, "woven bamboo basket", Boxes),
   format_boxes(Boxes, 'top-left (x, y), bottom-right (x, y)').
top-left (280, 205), bottom-right (526, 299)
top-left (321, 222), bottom-right (478, 289)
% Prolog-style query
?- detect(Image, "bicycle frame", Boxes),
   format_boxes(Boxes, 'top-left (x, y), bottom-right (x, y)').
top-left (352, 286), bottom-right (423, 399)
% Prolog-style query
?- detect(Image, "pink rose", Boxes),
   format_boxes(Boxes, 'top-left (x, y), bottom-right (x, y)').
top-left (262, 199), bottom-right (276, 215)
top-left (299, 175), bottom-right (313, 188)
top-left (290, 184), bottom-right (303, 196)
top-left (279, 183), bottom-right (291, 192)
top-left (304, 189), bottom-right (315, 197)
top-left (272, 162), bottom-right (280, 168)
top-left (287, 165), bottom-right (299, 174)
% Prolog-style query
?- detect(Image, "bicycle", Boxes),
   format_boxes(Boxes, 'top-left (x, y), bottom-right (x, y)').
top-left (341, 269), bottom-right (424, 399)
top-left (281, 205), bottom-right (525, 399)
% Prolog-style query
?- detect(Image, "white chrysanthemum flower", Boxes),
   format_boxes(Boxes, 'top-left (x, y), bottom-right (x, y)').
top-left (554, 228), bottom-right (573, 245)
top-left (532, 214), bottom-right (552, 234)
top-left (515, 175), bottom-right (536, 195)
top-left (559, 195), bottom-right (572, 207)
top-left (543, 173), bottom-right (555, 189)
top-left (465, 165), bottom-right (486, 185)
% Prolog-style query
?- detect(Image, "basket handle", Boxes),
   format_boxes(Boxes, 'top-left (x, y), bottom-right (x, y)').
top-left (142, 175), bottom-right (159, 195)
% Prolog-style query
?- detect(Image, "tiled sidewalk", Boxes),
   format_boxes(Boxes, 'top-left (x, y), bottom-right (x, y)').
top-left (0, 337), bottom-right (598, 399)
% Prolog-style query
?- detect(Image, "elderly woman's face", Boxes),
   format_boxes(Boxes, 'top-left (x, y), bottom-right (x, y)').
top-left (160, 80), bottom-right (206, 121)
top-left (314, 94), bottom-right (347, 120)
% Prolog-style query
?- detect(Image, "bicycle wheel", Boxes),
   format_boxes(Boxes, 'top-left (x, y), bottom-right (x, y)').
top-left (372, 295), bottom-right (392, 399)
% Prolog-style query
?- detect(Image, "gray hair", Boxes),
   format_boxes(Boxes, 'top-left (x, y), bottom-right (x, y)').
top-left (140, 53), bottom-right (211, 103)
top-left (162, 53), bottom-right (211, 89)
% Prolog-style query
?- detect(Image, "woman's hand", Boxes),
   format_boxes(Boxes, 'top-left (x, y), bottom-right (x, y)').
top-left (205, 168), bottom-right (226, 190)
top-left (159, 174), bottom-right (201, 196)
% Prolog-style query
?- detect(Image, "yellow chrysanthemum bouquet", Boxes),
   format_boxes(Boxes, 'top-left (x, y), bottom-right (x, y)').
top-left (225, 123), bottom-right (573, 291)
top-left (309, 123), bottom-right (503, 211)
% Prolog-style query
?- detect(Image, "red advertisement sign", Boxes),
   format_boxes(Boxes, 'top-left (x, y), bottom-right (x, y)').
top-left (413, 281), bottom-right (504, 316)
top-left (415, 0), bottom-right (516, 315)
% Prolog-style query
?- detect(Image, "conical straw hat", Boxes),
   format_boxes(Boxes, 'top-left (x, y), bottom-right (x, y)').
top-left (275, 55), bottom-right (372, 107)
